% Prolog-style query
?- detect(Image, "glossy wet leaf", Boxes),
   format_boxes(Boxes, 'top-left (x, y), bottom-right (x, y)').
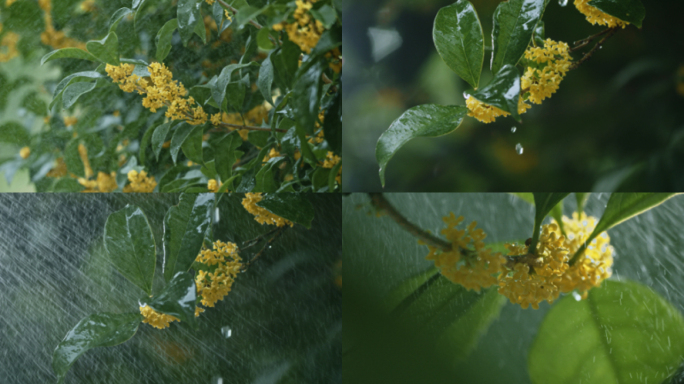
top-left (140, 272), bottom-right (197, 329)
top-left (469, 64), bottom-right (521, 121)
top-left (214, 131), bottom-right (243, 182)
top-left (177, 0), bottom-right (203, 46)
top-left (151, 121), bottom-right (173, 161)
top-left (212, 63), bottom-right (257, 108)
top-left (528, 193), bottom-right (569, 251)
top-left (256, 193), bottom-right (316, 228)
top-left (433, 0), bottom-right (484, 89)
top-left (155, 18), bottom-right (178, 62)
top-left (85, 32), bottom-right (120, 65)
top-left (255, 159), bottom-right (279, 193)
top-left (163, 193), bottom-right (214, 282)
top-left (376, 104), bottom-right (467, 187)
top-left (108, 7), bottom-right (132, 34)
top-left (491, 0), bottom-right (545, 74)
top-left (138, 124), bottom-right (156, 166)
top-left (323, 90), bottom-right (342, 155)
top-left (257, 53), bottom-right (275, 106)
top-left (589, 0), bottom-right (645, 28)
top-left (52, 312), bottom-right (142, 384)
top-left (513, 192), bottom-right (565, 236)
top-left (62, 81), bottom-right (98, 109)
top-left (528, 280), bottom-right (684, 384)
top-left (103, 205), bottom-right (156, 295)
top-left (292, 59), bottom-right (325, 135)
top-left (170, 122), bottom-right (195, 164)
top-left (180, 124), bottom-right (204, 165)
top-left (49, 71), bottom-right (103, 111)
top-left (41, 48), bottom-right (99, 65)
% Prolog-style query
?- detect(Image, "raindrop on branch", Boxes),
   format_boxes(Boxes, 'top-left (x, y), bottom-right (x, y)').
top-left (558, 0), bottom-right (568, 6)
top-left (221, 326), bottom-right (232, 338)
top-left (515, 143), bottom-right (524, 155)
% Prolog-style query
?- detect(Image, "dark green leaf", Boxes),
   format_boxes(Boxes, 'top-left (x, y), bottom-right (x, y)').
top-left (312, 167), bottom-right (331, 192)
top-left (53, 313), bottom-right (142, 384)
top-left (433, 0), bottom-right (484, 89)
top-left (528, 193), bottom-right (569, 251)
top-left (528, 280), bottom-right (684, 384)
top-left (181, 124), bottom-right (205, 164)
top-left (294, 122), bottom-right (318, 167)
top-left (235, 5), bottom-right (263, 27)
top-left (257, 27), bottom-right (275, 50)
top-left (311, 25), bottom-right (341, 56)
top-left (376, 104), bottom-right (468, 187)
top-left (194, 11), bottom-right (207, 44)
top-left (588, 0), bottom-right (645, 28)
top-left (86, 32), bottom-right (120, 65)
top-left (225, 76), bottom-right (248, 111)
top-left (469, 64), bottom-right (521, 121)
top-left (51, 178), bottom-right (84, 192)
top-left (103, 205), bottom-right (156, 295)
top-left (214, 131), bottom-right (243, 181)
top-left (155, 18), bottom-right (178, 62)
top-left (138, 124), bottom-right (156, 166)
top-left (151, 121), bottom-right (173, 161)
top-left (109, 7), bottom-right (133, 34)
top-left (170, 122), bottom-right (196, 164)
top-left (64, 139), bottom-right (85, 178)
top-left (21, 92), bottom-right (48, 116)
top-left (41, 48), bottom-right (99, 65)
top-left (140, 272), bottom-right (197, 329)
top-left (257, 53), bottom-right (275, 106)
top-left (163, 193), bottom-right (214, 283)
top-left (382, 266), bottom-right (439, 314)
top-left (62, 81), bottom-right (98, 109)
top-left (310, 4), bottom-right (337, 29)
top-left (272, 39), bottom-right (301, 91)
top-left (323, 90), bottom-right (342, 154)
top-left (256, 193), bottom-right (315, 228)
top-left (491, 0), bottom-right (545, 74)
top-left (292, 59), bottom-right (325, 135)
top-left (177, 0), bottom-right (203, 46)
top-left (328, 159), bottom-right (342, 191)
top-left (212, 63), bottom-right (257, 107)
top-left (0, 121), bottom-right (30, 145)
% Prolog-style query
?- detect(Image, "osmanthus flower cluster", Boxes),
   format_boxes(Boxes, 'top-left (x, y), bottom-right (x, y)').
top-left (425, 212), bottom-right (613, 309)
top-left (242, 192), bottom-right (294, 227)
top-left (574, 0), bottom-right (628, 28)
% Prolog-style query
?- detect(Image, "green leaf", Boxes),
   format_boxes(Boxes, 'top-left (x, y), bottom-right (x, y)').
top-left (151, 121), bottom-right (173, 161)
top-left (257, 53), bottom-right (275, 106)
top-left (181, 125), bottom-right (205, 165)
top-left (469, 64), bottom-right (521, 121)
top-left (86, 32), bottom-right (120, 65)
top-left (292, 59), bottom-right (325, 135)
top-left (256, 193), bottom-right (315, 228)
top-left (491, 0), bottom-right (545, 74)
top-left (575, 192), bottom-right (589, 214)
top-left (294, 123), bottom-right (318, 167)
top-left (433, 0), bottom-right (484, 89)
top-left (139, 124), bottom-right (156, 166)
top-left (528, 193), bottom-right (569, 252)
top-left (170, 122), bottom-right (196, 164)
top-left (103, 205), bottom-right (156, 295)
top-left (376, 104), bottom-right (468, 187)
top-left (50, 71), bottom-right (103, 111)
top-left (41, 48), bottom-right (99, 65)
top-left (214, 131), bottom-right (243, 182)
top-left (177, 0), bottom-right (203, 46)
top-left (528, 280), bottom-right (684, 384)
top-left (0, 121), bottom-right (30, 145)
top-left (109, 7), bottom-right (133, 34)
top-left (53, 312), bottom-right (142, 384)
top-left (155, 18), bottom-right (178, 63)
top-left (323, 90), bottom-right (342, 154)
top-left (64, 139), bottom-right (85, 178)
top-left (51, 178), bottom-right (84, 192)
top-left (588, 0), bottom-right (645, 28)
top-left (225, 75), bottom-right (248, 111)
top-left (570, 193), bottom-right (679, 262)
top-left (310, 4), bottom-right (337, 29)
top-left (212, 63), bottom-right (257, 108)
top-left (194, 11), bottom-right (207, 44)
top-left (382, 266), bottom-right (440, 314)
top-left (163, 193), bottom-right (214, 283)
top-left (21, 92), bottom-right (48, 116)
top-left (257, 27), bottom-right (275, 50)
top-left (140, 272), bottom-right (197, 329)
top-left (62, 81), bottom-right (98, 109)
top-left (235, 5), bottom-right (264, 27)
top-left (272, 39), bottom-right (301, 91)
top-left (328, 159), bottom-right (342, 191)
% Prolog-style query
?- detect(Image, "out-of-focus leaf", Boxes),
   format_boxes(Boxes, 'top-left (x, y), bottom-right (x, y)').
top-left (109, 7), bottom-right (133, 34)
top-left (41, 48), bottom-right (99, 65)
top-left (235, 5), bottom-right (264, 27)
top-left (433, 0), bottom-right (484, 89)
top-left (212, 63), bottom-right (257, 108)
top-left (469, 64), bottom-right (521, 121)
top-left (52, 313), bottom-right (142, 384)
top-left (140, 272), bottom-right (197, 329)
top-left (528, 280), bottom-right (684, 384)
top-left (139, 124), bottom-right (156, 166)
top-left (588, 0), bottom-right (645, 28)
top-left (86, 32), bottom-right (120, 65)
top-left (257, 27), bottom-right (275, 50)
top-left (310, 4), bottom-right (337, 29)
top-left (491, 0), bottom-right (545, 74)
top-left (64, 139), bottom-right (85, 178)
top-left (575, 192), bottom-right (589, 214)
top-left (0, 121), bottom-right (30, 145)
top-left (103, 205), bottom-right (156, 295)
top-left (155, 18), bottom-right (178, 63)
top-left (177, 0), bottom-right (203, 46)
top-left (163, 193), bottom-right (214, 282)
top-left (256, 193), bottom-right (315, 228)
top-left (62, 81), bottom-right (98, 109)
top-left (376, 104), bottom-right (467, 187)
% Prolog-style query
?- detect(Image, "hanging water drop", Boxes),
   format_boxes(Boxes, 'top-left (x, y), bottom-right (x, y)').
top-left (515, 143), bottom-right (524, 155)
top-left (221, 326), bottom-right (232, 338)
top-left (572, 291), bottom-right (582, 301)
top-left (463, 92), bottom-right (469, 99)
top-left (511, 126), bottom-right (517, 133)
top-left (558, 0), bottom-right (568, 6)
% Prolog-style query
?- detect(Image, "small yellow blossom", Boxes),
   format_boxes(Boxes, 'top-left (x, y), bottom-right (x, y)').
top-left (78, 143), bottom-right (94, 178)
top-left (78, 171), bottom-right (117, 192)
top-left (0, 29), bottom-right (20, 63)
top-left (242, 193), bottom-right (294, 227)
top-left (322, 151), bottom-right (341, 184)
top-left (262, 148), bottom-right (281, 163)
top-left (274, 0), bottom-right (325, 54)
top-left (79, 0), bottom-right (95, 12)
top-left (47, 157), bottom-right (68, 178)
top-left (207, 179), bottom-right (221, 192)
top-left (574, 0), bottom-right (628, 28)
top-left (63, 116), bottom-right (78, 127)
top-left (195, 240), bottom-right (242, 308)
top-left (19, 147), bottom-right (30, 159)
top-left (521, 39), bottom-right (572, 105)
top-left (465, 96), bottom-right (530, 124)
top-left (123, 170), bottom-right (157, 193)
top-left (195, 306), bottom-right (205, 317)
top-left (140, 305), bottom-right (180, 329)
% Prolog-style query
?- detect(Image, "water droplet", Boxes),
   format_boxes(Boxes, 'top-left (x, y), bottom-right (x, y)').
top-left (221, 326), bottom-right (232, 338)
top-left (515, 143), bottom-right (524, 155)
top-left (463, 92), bottom-right (470, 100)
top-left (558, 0), bottom-right (568, 6)
top-left (572, 291), bottom-right (582, 301)
top-left (511, 126), bottom-right (517, 133)
top-left (599, 45), bottom-right (603, 49)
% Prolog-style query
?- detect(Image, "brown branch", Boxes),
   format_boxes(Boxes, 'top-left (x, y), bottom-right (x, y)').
top-left (569, 28), bottom-right (613, 53)
top-left (570, 27), bottom-right (618, 70)
top-left (217, 0), bottom-right (263, 30)
top-left (241, 226), bottom-right (287, 271)
top-left (368, 193), bottom-right (452, 252)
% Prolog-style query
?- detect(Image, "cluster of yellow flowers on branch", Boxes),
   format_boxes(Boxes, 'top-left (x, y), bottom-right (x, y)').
top-left (273, 0), bottom-right (325, 54)
top-left (242, 193), bottom-right (294, 227)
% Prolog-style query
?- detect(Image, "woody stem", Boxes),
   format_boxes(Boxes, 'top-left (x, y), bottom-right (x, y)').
top-left (570, 27), bottom-right (618, 70)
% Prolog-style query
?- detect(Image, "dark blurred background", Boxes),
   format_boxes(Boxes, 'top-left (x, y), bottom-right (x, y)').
top-left (342, 0), bottom-right (684, 192)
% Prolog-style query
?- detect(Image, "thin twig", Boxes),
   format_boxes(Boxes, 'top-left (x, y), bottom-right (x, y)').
top-left (241, 227), bottom-right (281, 250)
top-left (367, 193), bottom-right (452, 252)
top-left (217, 0), bottom-right (263, 29)
top-left (242, 226), bottom-right (287, 271)
top-left (570, 27), bottom-right (618, 70)
top-left (214, 123), bottom-right (288, 133)
top-left (569, 28), bottom-right (613, 53)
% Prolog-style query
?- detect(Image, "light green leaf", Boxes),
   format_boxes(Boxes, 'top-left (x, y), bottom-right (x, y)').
top-left (103, 205), bottom-right (156, 295)
top-left (491, 0), bottom-right (545, 74)
top-left (256, 193), bottom-right (315, 228)
top-left (49, 71), bottom-right (103, 111)
top-left (0, 121), bottom-right (29, 145)
top-left (163, 193), bottom-right (214, 283)
top-left (41, 48), bottom-right (99, 65)
top-left (528, 280), bottom-right (684, 384)
top-left (86, 32), bottom-right (120, 65)
top-left (433, 0), bottom-right (484, 89)
top-left (53, 312), bottom-right (142, 384)
top-left (588, 0), bottom-right (645, 28)
top-left (469, 64), bottom-right (521, 121)
top-left (140, 272), bottom-right (197, 329)
top-left (376, 104), bottom-right (467, 187)
top-left (177, 0), bottom-right (203, 46)
top-left (155, 18), bottom-right (178, 62)
top-left (151, 121), bottom-right (173, 161)
top-left (235, 5), bottom-right (264, 27)
top-left (575, 192), bottom-right (589, 214)
top-left (109, 7), bottom-right (132, 34)
top-left (257, 27), bottom-right (275, 50)
top-left (62, 81), bottom-right (98, 109)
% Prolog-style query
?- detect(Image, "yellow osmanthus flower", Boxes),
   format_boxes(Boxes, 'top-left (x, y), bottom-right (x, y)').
top-left (466, 95), bottom-right (530, 124)
top-left (5, 0), bottom-right (17, 6)
top-left (574, 0), bottom-right (627, 29)
top-left (79, 0), bottom-right (95, 12)
top-left (38, 0), bottom-right (86, 49)
top-left (195, 306), bottom-right (205, 317)
top-left (123, 170), bottom-right (157, 192)
top-left (47, 157), bottom-right (68, 178)
top-left (426, 213), bottom-right (506, 292)
top-left (322, 151), bottom-right (341, 184)
top-left (554, 212), bottom-right (613, 298)
top-left (207, 178), bottom-right (221, 192)
top-left (105, 63), bottom-right (208, 126)
top-left (0, 28), bottom-right (20, 63)
top-left (194, 240), bottom-right (242, 308)
top-left (262, 148), bottom-right (282, 163)
top-left (140, 305), bottom-right (179, 329)
top-left (77, 143), bottom-right (94, 178)
top-left (521, 39), bottom-right (572, 105)
top-left (273, 0), bottom-right (325, 54)
top-left (498, 223), bottom-right (570, 309)
top-left (210, 104), bottom-right (270, 141)
top-left (242, 193), bottom-right (294, 227)
top-left (63, 116), bottom-right (78, 127)
top-left (19, 147), bottom-right (30, 159)
top-left (78, 171), bottom-right (118, 192)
